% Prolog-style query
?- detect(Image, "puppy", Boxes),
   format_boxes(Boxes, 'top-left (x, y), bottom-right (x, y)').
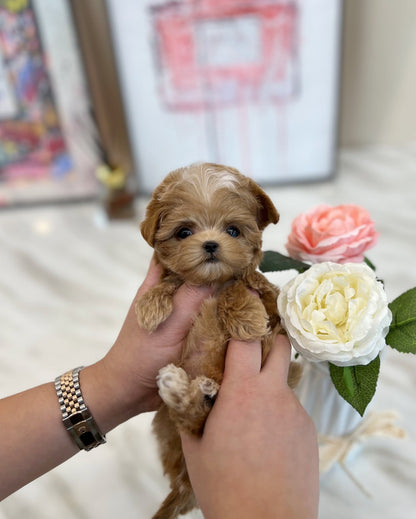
top-left (136, 163), bottom-right (300, 519)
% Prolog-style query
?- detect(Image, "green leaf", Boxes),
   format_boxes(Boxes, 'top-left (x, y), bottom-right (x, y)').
top-left (364, 257), bottom-right (376, 271)
top-left (329, 356), bottom-right (380, 416)
top-left (342, 366), bottom-right (355, 397)
top-left (386, 287), bottom-right (416, 354)
top-left (260, 250), bottom-right (310, 273)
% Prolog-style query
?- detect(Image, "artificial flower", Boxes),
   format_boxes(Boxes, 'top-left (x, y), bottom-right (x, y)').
top-left (277, 262), bottom-right (392, 367)
top-left (286, 204), bottom-right (378, 264)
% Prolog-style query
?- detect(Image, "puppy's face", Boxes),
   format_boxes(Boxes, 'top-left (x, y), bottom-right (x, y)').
top-left (141, 163), bottom-right (279, 285)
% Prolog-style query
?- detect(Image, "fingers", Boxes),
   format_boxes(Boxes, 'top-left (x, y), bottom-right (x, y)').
top-left (223, 334), bottom-right (292, 385)
top-left (173, 283), bottom-right (215, 319)
top-left (223, 338), bottom-right (262, 381)
top-left (262, 333), bottom-right (292, 384)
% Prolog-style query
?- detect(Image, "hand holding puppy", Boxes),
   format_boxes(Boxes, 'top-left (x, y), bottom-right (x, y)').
top-left (98, 257), bottom-right (214, 425)
top-left (181, 334), bottom-right (319, 519)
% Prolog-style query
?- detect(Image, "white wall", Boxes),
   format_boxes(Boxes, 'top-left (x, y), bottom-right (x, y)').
top-left (339, 0), bottom-right (416, 146)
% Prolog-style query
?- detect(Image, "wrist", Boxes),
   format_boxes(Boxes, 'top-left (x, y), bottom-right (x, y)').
top-left (55, 367), bottom-right (106, 451)
top-left (79, 360), bottom-right (148, 435)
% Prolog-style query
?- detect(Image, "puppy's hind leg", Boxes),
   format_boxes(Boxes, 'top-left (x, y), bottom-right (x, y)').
top-left (152, 375), bottom-right (219, 518)
top-left (152, 406), bottom-right (197, 519)
top-left (157, 364), bottom-right (219, 435)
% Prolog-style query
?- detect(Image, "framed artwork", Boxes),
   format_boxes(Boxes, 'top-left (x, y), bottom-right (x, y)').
top-left (0, 0), bottom-right (100, 206)
top-left (107, 0), bottom-right (343, 193)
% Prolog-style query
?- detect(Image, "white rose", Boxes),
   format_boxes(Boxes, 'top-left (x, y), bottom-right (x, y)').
top-left (277, 262), bottom-right (392, 367)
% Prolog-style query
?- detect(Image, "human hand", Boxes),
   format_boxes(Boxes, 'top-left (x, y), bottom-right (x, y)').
top-left (180, 334), bottom-right (319, 519)
top-left (84, 257), bottom-right (213, 431)
top-left (0, 258), bottom-right (213, 498)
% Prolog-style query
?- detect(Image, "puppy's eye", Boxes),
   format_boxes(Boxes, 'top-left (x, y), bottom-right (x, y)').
top-left (226, 226), bottom-right (240, 238)
top-left (176, 227), bottom-right (193, 240)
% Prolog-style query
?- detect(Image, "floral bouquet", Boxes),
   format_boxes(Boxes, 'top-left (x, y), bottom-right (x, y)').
top-left (260, 204), bottom-right (416, 417)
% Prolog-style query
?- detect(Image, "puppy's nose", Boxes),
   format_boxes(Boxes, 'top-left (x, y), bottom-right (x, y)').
top-left (203, 241), bottom-right (219, 254)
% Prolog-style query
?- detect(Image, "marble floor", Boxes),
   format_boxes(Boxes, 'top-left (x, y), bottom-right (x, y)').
top-left (1, 145), bottom-right (416, 518)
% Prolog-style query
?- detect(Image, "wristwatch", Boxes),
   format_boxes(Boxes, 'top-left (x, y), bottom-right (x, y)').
top-left (55, 366), bottom-right (106, 451)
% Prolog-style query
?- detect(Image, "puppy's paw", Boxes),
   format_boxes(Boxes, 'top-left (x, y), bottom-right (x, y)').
top-left (157, 364), bottom-right (190, 412)
top-left (135, 287), bottom-right (174, 333)
top-left (228, 297), bottom-right (270, 341)
top-left (196, 376), bottom-right (220, 403)
top-left (174, 376), bottom-right (220, 434)
top-left (218, 282), bottom-right (270, 341)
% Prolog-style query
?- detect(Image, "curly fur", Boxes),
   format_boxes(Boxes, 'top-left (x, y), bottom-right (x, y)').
top-left (135, 163), bottom-right (301, 519)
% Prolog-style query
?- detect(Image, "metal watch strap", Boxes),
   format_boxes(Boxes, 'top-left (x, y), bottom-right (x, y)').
top-left (55, 366), bottom-right (106, 451)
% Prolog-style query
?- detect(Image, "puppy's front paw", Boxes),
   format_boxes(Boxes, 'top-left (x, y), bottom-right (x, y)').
top-left (157, 364), bottom-right (190, 412)
top-left (230, 299), bottom-right (269, 340)
top-left (135, 287), bottom-right (174, 333)
top-left (219, 288), bottom-right (270, 341)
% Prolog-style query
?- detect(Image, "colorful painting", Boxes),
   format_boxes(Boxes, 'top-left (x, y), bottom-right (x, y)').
top-left (0, 0), bottom-right (71, 180)
top-left (151, 0), bottom-right (299, 110)
top-left (107, 0), bottom-right (342, 192)
top-left (0, 0), bottom-right (99, 206)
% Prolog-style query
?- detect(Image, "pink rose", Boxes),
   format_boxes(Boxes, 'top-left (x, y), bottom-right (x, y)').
top-left (286, 204), bottom-right (378, 263)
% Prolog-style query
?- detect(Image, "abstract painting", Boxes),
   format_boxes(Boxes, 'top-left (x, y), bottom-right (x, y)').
top-left (107, 0), bottom-right (342, 192)
top-left (0, 0), bottom-right (99, 206)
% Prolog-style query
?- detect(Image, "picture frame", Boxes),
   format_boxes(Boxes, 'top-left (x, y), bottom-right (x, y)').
top-left (0, 0), bottom-right (100, 206)
top-left (106, 0), bottom-right (343, 193)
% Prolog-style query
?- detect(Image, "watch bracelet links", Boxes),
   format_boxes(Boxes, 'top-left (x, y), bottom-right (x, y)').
top-left (55, 366), bottom-right (106, 451)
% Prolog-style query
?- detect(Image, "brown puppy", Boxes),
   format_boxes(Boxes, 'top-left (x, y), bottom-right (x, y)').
top-left (136, 163), bottom-right (299, 519)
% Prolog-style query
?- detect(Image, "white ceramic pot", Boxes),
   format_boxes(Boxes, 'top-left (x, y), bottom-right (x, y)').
top-left (294, 357), bottom-right (363, 436)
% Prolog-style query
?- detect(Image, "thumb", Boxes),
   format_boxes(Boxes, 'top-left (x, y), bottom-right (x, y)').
top-left (262, 333), bottom-right (292, 384)
top-left (223, 338), bottom-right (262, 382)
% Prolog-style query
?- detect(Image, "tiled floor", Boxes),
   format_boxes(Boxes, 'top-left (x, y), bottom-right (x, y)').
top-left (1, 145), bottom-right (416, 518)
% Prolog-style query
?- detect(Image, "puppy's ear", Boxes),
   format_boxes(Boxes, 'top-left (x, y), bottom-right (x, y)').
top-left (141, 176), bottom-right (169, 246)
top-left (141, 170), bottom-right (183, 246)
top-left (247, 179), bottom-right (279, 230)
top-left (140, 198), bottom-right (161, 246)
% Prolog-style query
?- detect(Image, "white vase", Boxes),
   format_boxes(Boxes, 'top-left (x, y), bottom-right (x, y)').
top-left (294, 357), bottom-right (363, 436)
